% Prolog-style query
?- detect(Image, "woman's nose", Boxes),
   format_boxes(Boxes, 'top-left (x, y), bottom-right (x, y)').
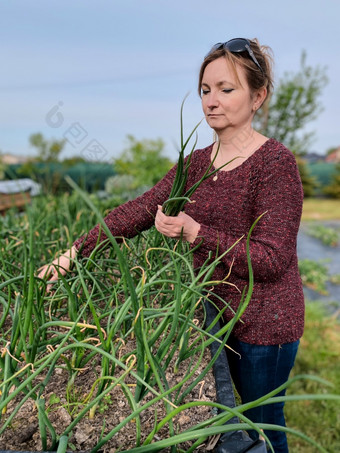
top-left (206, 92), bottom-right (219, 108)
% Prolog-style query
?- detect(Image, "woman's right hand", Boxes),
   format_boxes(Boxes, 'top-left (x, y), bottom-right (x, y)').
top-left (37, 246), bottom-right (77, 288)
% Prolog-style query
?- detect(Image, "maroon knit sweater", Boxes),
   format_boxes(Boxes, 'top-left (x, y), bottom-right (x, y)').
top-left (74, 138), bottom-right (305, 345)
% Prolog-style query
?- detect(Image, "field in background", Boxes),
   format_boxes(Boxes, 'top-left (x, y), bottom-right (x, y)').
top-left (302, 198), bottom-right (340, 221)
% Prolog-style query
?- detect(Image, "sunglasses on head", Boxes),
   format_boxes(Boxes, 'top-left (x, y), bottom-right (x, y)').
top-left (205, 38), bottom-right (264, 74)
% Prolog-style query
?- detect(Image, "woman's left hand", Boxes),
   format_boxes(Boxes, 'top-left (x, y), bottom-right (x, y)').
top-left (155, 205), bottom-right (200, 243)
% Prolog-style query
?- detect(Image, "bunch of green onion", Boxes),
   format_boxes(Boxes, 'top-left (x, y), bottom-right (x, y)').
top-left (162, 96), bottom-right (237, 216)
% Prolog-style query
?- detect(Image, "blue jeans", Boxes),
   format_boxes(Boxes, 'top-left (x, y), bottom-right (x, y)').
top-left (226, 337), bottom-right (299, 453)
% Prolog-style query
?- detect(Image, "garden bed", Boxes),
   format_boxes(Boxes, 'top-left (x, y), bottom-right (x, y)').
top-left (0, 332), bottom-right (217, 452)
top-left (0, 196), bottom-right (231, 452)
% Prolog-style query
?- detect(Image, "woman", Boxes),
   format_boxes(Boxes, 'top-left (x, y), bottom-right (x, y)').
top-left (39, 38), bottom-right (304, 452)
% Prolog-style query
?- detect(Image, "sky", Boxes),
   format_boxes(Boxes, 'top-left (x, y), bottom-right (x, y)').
top-left (1, 0), bottom-right (339, 163)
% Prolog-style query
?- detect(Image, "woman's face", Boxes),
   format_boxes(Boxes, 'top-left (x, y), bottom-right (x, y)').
top-left (201, 57), bottom-right (258, 135)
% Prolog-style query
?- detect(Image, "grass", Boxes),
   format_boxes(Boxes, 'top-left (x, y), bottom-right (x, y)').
top-left (286, 302), bottom-right (340, 452)
top-left (302, 198), bottom-right (340, 221)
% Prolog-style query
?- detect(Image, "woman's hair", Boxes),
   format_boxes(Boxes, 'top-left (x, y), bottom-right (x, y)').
top-left (198, 38), bottom-right (274, 104)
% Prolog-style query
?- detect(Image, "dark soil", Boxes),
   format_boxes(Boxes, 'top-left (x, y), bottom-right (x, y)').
top-left (0, 339), bottom-right (219, 452)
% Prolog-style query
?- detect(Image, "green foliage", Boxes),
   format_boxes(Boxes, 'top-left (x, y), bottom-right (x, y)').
top-left (114, 135), bottom-right (174, 189)
top-left (306, 223), bottom-right (339, 247)
top-left (104, 174), bottom-right (146, 203)
top-left (62, 155), bottom-right (87, 167)
top-left (299, 259), bottom-right (329, 294)
top-left (29, 132), bottom-right (66, 163)
top-left (323, 162), bottom-right (340, 198)
top-left (254, 52), bottom-right (328, 197)
top-left (298, 258), bottom-right (340, 295)
top-left (255, 52), bottom-right (328, 156)
top-left (13, 133), bottom-right (67, 193)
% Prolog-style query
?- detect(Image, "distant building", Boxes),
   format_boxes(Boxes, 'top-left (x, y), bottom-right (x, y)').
top-left (1, 153), bottom-right (30, 165)
top-left (325, 147), bottom-right (340, 163)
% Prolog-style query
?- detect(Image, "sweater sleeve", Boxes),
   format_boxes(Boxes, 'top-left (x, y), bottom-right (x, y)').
top-left (73, 164), bottom-right (178, 257)
top-left (191, 148), bottom-right (303, 282)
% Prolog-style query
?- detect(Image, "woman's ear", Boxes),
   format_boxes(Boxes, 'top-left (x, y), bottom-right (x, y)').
top-left (253, 86), bottom-right (267, 111)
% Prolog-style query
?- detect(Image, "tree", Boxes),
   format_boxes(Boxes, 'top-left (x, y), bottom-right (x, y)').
top-left (16, 133), bottom-right (67, 194)
top-left (254, 52), bottom-right (328, 196)
top-left (114, 135), bottom-right (174, 189)
top-left (29, 133), bottom-right (66, 162)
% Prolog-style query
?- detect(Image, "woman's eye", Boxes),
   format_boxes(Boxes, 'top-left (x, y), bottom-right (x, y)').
top-left (201, 90), bottom-right (210, 95)
top-left (223, 89), bottom-right (234, 93)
